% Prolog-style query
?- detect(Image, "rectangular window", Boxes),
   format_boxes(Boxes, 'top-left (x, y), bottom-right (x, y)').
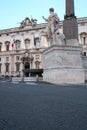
top-left (83, 37), bottom-right (86, 45)
top-left (16, 64), bottom-right (20, 72)
top-left (0, 64), bottom-right (1, 73)
top-left (84, 52), bottom-right (86, 56)
top-left (6, 57), bottom-right (9, 62)
top-left (35, 55), bottom-right (39, 60)
top-left (6, 64), bottom-right (9, 72)
top-left (16, 56), bottom-right (20, 61)
top-left (0, 46), bottom-right (1, 52)
top-left (35, 61), bottom-right (40, 69)
top-left (36, 41), bottom-right (40, 48)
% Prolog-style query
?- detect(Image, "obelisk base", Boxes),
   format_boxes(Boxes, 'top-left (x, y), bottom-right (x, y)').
top-left (63, 17), bottom-right (78, 40)
top-left (43, 43), bottom-right (85, 84)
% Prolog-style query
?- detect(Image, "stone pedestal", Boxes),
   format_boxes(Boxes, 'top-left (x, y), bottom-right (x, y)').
top-left (43, 42), bottom-right (85, 84)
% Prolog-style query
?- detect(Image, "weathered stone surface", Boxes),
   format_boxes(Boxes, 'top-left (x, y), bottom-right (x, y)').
top-left (82, 56), bottom-right (87, 81)
top-left (66, 0), bottom-right (75, 17)
top-left (43, 44), bottom-right (85, 84)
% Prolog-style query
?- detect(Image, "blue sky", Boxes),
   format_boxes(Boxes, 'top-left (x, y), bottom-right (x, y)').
top-left (0, 0), bottom-right (87, 30)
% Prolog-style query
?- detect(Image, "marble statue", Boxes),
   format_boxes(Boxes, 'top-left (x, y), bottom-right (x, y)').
top-left (56, 31), bottom-right (66, 45)
top-left (42, 8), bottom-right (60, 45)
top-left (20, 18), bottom-right (31, 28)
top-left (25, 17), bottom-right (31, 26)
top-left (31, 18), bottom-right (37, 26)
top-left (20, 17), bottom-right (37, 28)
top-left (20, 20), bottom-right (25, 28)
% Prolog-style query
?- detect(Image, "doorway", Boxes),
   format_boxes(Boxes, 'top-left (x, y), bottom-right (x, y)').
top-left (24, 62), bottom-right (30, 77)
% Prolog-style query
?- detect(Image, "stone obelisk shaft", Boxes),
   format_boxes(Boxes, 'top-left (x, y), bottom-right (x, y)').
top-left (63, 0), bottom-right (78, 40)
top-left (66, 0), bottom-right (74, 17)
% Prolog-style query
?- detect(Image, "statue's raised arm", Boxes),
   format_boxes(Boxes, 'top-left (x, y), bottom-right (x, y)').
top-left (42, 16), bottom-right (48, 22)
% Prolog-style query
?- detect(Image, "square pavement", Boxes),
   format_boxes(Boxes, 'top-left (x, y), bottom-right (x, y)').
top-left (0, 81), bottom-right (87, 130)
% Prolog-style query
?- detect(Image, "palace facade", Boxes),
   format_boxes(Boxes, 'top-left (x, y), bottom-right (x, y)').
top-left (0, 17), bottom-right (87, 78)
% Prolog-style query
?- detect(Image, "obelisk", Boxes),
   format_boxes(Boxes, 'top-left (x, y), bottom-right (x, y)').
top-left (63, 0), bottom-right (78, 40)
top-left (43, 0), bottom-right (85, 84)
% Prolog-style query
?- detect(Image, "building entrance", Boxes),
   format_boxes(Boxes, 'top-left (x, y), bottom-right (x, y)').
top-left (24, 62), bottom-right (30, 77)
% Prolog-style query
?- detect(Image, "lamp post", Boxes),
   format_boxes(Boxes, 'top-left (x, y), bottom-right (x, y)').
top-left (21, 57), bottom-right (25, 82)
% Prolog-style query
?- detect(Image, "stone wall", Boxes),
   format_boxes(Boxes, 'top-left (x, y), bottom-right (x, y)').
top-left (82, 56), bottom-right (87, 81)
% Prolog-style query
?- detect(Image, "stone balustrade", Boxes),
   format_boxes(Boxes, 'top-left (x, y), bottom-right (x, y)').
top-left (12, 77), bottom-right (43, 82)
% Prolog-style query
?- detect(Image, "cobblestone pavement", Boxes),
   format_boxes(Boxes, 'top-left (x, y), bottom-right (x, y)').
top-left (0, 81), bottom-right (87, 130)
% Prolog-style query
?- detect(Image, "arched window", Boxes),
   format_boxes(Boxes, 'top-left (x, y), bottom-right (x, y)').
top-left (24, 39), bottom-right (30, 49)
top-left (15, 40), bottom-right (21, 50)
top-left (5, 41), bottom-right (10, 51)
top-left (80, 32), bottom-right (87, 45)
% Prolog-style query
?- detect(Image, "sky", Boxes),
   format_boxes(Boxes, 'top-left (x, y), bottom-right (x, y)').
top-left (0, 0), bottom-right (87, 30)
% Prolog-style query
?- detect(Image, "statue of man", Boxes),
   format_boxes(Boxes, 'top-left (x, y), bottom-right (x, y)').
top-left (20, 20), bottom-right (25, 28)
top-left (25, 17), bottom-right (31, 26)
top-left (42, 8), bottom-right (60, 45)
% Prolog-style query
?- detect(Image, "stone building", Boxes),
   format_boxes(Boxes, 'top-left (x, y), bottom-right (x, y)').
top-left (0, 17), bottom-right (87, 78)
